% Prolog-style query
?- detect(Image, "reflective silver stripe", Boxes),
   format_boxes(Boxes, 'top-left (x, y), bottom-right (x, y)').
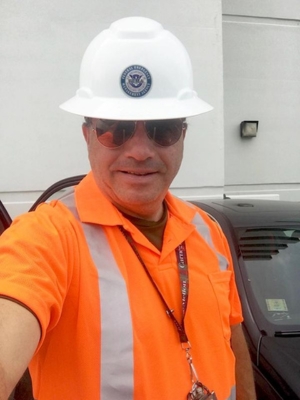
top-left (227, 385), bottom-right (236, 400)
top-left (191, 213), bottom-right (229, 271)
top-left (59, 191), bottom-right (134, 400)
top-left (192, 213), bottom-right (236, 400)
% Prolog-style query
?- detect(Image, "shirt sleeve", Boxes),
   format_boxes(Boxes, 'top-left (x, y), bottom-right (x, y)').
top-left (0, 202), bottom-right (79, 347)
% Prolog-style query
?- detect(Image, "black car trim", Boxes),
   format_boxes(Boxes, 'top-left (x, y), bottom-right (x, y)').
top-left (0, 200), bottom-right (12, 233)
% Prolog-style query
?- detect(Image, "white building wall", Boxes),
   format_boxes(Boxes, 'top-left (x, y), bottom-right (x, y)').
top-left (222, 0), bottom-right (300, 201)
top-left (0, 0), bottom-right (224, 218)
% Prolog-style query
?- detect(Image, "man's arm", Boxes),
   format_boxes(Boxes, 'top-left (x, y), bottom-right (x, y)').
top-left (231, 323), bottom-right (257, 400)
top-left (0, 298), bottom-right (40, 400)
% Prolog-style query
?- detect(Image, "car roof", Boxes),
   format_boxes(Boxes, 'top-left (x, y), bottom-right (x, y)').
top-left (194, 199), bottom-right (300, 228)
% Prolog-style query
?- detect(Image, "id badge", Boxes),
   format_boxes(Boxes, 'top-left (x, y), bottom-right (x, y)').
top-left (187, 381), bottom-right (218, 400)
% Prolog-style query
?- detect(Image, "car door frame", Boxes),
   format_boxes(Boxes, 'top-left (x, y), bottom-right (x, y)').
top-left (0, 200), bottom-right (12, 234)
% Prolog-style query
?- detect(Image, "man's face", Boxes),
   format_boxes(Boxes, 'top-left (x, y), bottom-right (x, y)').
top-left (83, 120), bottom-right (186, 220)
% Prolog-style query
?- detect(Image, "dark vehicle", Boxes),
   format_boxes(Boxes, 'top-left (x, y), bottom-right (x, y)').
top-left (192, 199), bottom-right (300, 400)
top-left (1, 178), bottom-right (300, 399)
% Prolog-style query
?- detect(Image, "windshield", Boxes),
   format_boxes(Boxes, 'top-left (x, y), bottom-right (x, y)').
top-left (238, 228), bottom-right (300, 330)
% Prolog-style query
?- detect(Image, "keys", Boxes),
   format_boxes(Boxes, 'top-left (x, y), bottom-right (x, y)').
top-left (187, 381), bottom-right (218, 400)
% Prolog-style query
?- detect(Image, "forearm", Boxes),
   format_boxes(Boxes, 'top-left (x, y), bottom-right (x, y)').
top-left (0, 364), bottom-right (11, 400)
top-left (231, 324), bottom-right (257, 400)
top-left (0, 298), bottom-right (40, 400)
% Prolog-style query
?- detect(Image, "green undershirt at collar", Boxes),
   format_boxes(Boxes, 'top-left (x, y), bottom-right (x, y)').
top-left (121, 203), bottom-right (168, 251)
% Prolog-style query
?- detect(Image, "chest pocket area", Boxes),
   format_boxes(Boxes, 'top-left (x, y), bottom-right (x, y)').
top-left (208, 270), bottom-right (232, 341)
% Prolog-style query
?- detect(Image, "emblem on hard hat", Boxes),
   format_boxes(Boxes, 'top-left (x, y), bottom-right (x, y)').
top-left (121, 65), bottom-right (152, 97)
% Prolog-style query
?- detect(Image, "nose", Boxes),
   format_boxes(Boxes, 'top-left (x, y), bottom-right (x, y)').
top-left (122, 121), bottom-right (156, 160)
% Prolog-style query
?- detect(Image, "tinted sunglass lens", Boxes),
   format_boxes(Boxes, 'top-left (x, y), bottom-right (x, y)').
top-left (146, 120), bottom-right (182, 146)
top-left (114, 122), bottom-right (135, 146)
top-left (95, 120), bottom-right (135, 148)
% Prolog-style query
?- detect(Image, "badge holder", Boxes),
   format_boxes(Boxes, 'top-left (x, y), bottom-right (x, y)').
top-left (183, 342), bottom-right (217, 400)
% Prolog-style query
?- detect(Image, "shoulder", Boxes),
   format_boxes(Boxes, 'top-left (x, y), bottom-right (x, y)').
top-left (166, 193), bottom-right (230, 254)
top-left (166, 192), bottom-right (223, 232)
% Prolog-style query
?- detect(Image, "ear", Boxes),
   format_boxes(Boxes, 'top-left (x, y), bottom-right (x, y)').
top-left (82, 122), bottom-right (91, 144)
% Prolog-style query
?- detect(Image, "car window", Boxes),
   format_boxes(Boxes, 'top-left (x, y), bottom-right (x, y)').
top-left (0, 200), bottom-right (12, 234)
top-left (238, 228), bottom-right (300, 329)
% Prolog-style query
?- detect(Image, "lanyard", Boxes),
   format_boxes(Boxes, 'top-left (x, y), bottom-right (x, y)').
top-left (176, 242), bottom-right (190, 342)
top-left (119, 226), bottom-right (189, 343)
top-left (119, 226), bottom-right (216, 399)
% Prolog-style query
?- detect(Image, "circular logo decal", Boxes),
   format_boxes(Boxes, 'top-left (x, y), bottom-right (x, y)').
top-left (121, 65), bottom-right (152, 98)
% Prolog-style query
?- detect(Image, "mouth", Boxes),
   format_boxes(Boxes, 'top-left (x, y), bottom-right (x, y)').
top-left (122, 170), bottom-right (155, 176)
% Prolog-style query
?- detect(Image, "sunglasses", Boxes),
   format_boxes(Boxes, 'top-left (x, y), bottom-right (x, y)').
top-left (92, 119), bottom-right (187, 148)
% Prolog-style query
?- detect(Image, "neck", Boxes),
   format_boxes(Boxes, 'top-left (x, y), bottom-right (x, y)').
top-left (113, 202), bottom-right (164, 222)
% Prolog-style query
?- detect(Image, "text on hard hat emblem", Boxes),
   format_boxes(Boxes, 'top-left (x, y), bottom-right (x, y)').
top-left (121, 65), bottom-right (152, 98)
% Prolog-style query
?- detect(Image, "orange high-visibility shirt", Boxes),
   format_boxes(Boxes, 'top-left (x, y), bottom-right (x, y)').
top-left (0, 172), bottom-right (243, 399)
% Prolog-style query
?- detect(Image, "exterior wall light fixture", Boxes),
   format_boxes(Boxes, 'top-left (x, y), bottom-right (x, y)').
top-left (240, 121), bottom-right (259, 138)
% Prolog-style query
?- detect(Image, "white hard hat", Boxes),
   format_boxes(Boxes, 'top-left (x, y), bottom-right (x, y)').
top-left (60, 17), bottom-right (213, 120)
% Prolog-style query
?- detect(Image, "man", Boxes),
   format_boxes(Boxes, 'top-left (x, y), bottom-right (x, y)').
top-left (0, 17), bottom-right (256, 399)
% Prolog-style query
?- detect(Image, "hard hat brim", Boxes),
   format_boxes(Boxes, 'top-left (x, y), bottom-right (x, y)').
top-left (59, 95), bottom-right (213, 120)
